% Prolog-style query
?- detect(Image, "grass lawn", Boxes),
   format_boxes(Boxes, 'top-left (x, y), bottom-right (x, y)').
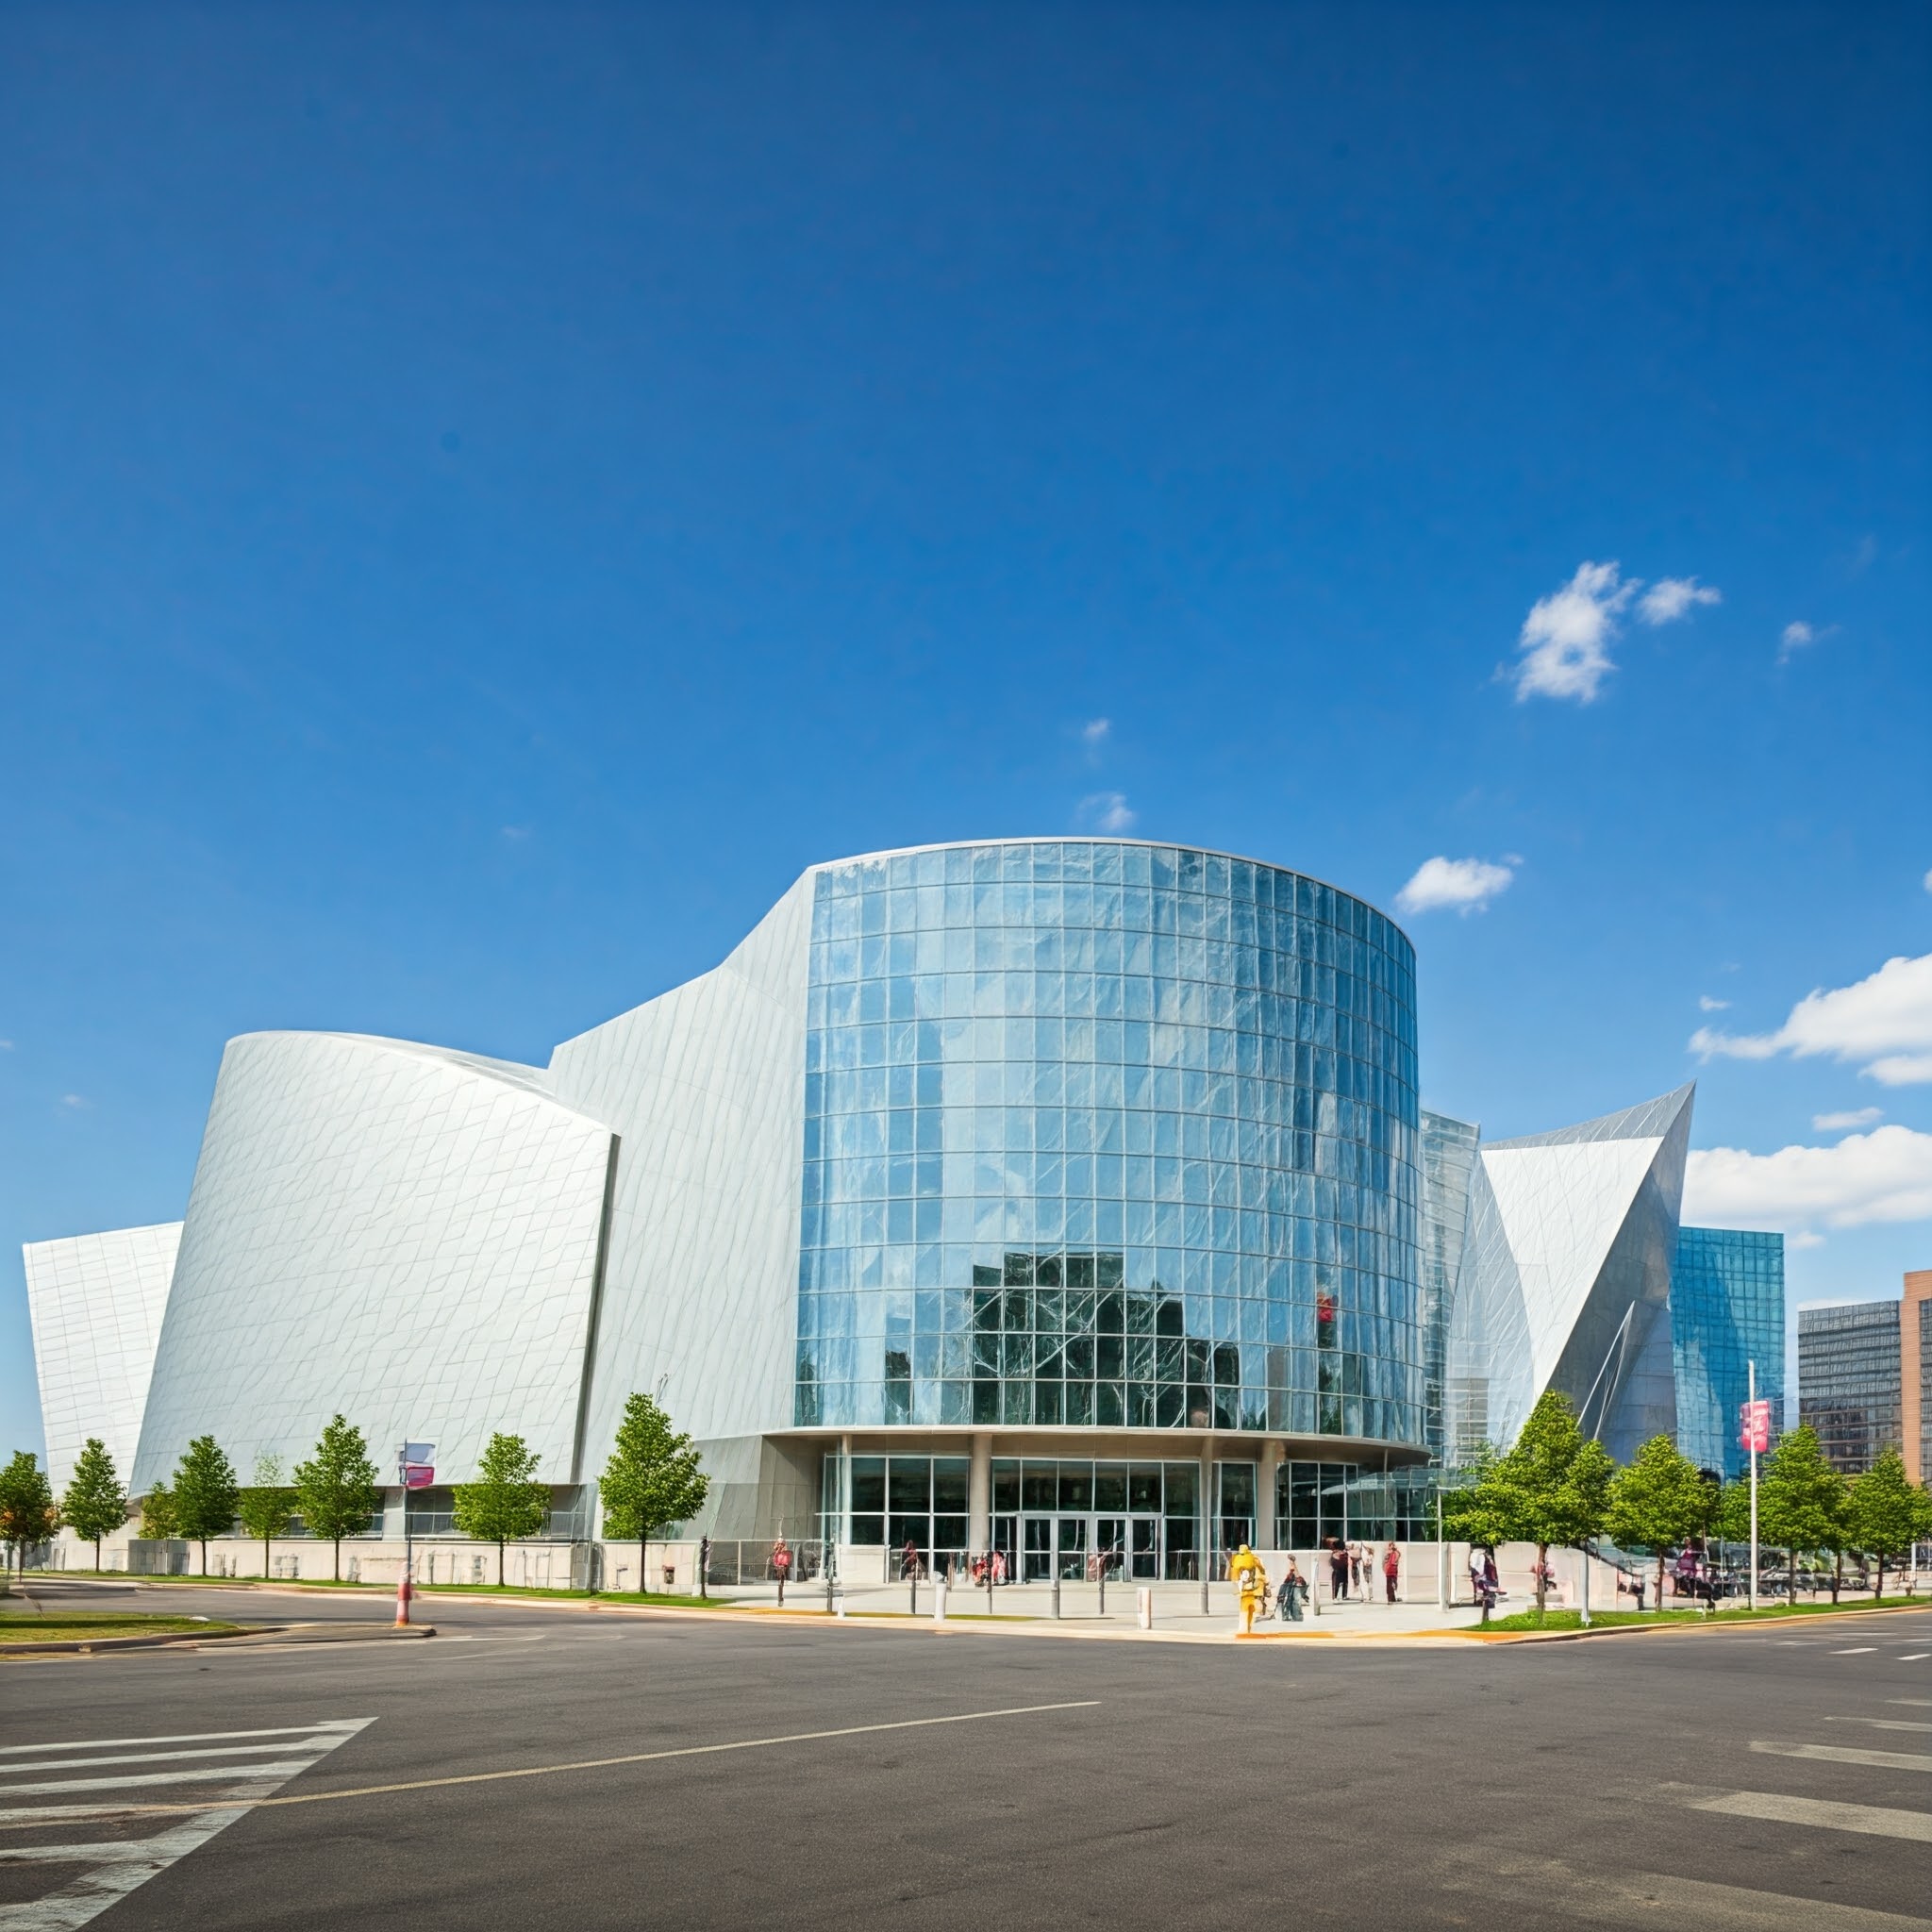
top-left (1478, 1593), bottom-right (1929, 1633)
top-left (0, 1611), bottom-right (246, 1643)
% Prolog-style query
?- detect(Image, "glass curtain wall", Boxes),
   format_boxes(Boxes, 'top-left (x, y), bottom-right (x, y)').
top-left (794, 841), bottom-right (1424, 1444)
top-left (1672, 1227), bottom-right (1786, 1477)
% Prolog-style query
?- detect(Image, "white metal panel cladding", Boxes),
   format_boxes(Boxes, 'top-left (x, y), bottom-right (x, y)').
top-left (132, 1032), bottom-right (616, 1493)
top-left (24, 1222), bottom-right (181, 1491)
top-left (548, 876), bottom-right (813, 1465)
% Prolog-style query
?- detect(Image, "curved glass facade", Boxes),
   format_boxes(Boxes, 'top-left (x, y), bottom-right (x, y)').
top-left (793, 840), bottom-right (1423, 1446)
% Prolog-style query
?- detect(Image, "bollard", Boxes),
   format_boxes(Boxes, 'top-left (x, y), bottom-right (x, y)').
top-left (1200, 1574), bottom-right (1209, 1618)
top-left (1098, 1568), bottom-right (1106, 1616)
top-left (909, 1572), bottom-right (919, 1618)
top-left (933, 1580), bottom-right (948, 1624)
top-left (1052, 1576), bottom-right (1061, 1620)
top-left (1137, 1586), bottom-right (1153, 1630)
top-left (394, 1566), bottom-right (412, 1628)
top-left (834, 1594), bottom-right (847, 1617)
top-left (825, 1573), bottom-right (834, 1615)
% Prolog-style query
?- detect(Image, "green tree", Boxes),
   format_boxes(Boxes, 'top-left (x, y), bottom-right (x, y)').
top-left (453, 1433), bottom-right (551, 1586)
top-left (1758, 1424), bottom-right (1848, 1601)
top-left (293, 1415), bottom-right (380, 1582)
top-left (598, 1391), bottom-right (710, 1596)
top-left (1607, 1434), bottom-right (1711, 1609)
top-left (0, 1450), bottom-right (59, 1581)
top-left (236, 1453), bottom-right (294, 1579)
top-left (140, 1482), bottom-right (178, 1541)
top-left (1460, 1392), bottom-right (1613, 1617)
top-left (1441, 1446), bottom-right (1515, 1624)
top-left (172, 1436), bottom-right (241, 1577)
top-left (1847, 1447), bottom-right (1926, 1599)
top-left (61, 1439), bottom-right (126, 1573)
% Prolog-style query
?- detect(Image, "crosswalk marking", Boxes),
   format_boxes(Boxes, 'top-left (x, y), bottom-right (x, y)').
top-left (0, 1722), bottom-right (365, 1757)
top-left (1830, 1718), bottom-right (1932, 1735)
top-left (0, 1760), bottom-right (323, 1801)
top-left (6, 1739), bottom-right (356, 1776)
top-left (0, 1717), bottom-right (373, 1931)
top-left (1752, 1740), bottom-right (1932, 1773)
top-left (1687, 1790), bottom-right (1932, 1844)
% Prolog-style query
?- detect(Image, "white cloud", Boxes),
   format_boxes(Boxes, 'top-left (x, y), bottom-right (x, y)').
top-left (1778, 621), bottom-right (1818, 663)
top-left (60, 1093), bottom-right (90, 1110)
top-left (0, 1038), bottom-right (12, 1051)
top-left (1698, 995), bottom-right (1730, 1012)
top-left (1080, 717), bottom-right (1111, 748)
top-left (1394, 856), bottom-right (1515, 916)
top-left (1690, 952), bottom-right (1932, 1086)
top-left (1788, 1231), bottom-right (1826, 1250)
top-left (1076, 791), bottom-right (1135, 834)
top-left (1682, 1124), bottom-right (1932, 1230)
top-left (1923, 868), bottom-right (1932, 895)
top-left (500, 824), bottom-right (532, 841)
top-left (1513, 561), bottom-right (1636, 702)
top-left (1813, 1107), bottom-right (1883, 1132)
top-left (1638, 576), bottom-right (1721, 625)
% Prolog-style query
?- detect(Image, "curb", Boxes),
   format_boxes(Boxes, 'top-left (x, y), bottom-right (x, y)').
top-left (0, 1621), bottom-right (439, 1657)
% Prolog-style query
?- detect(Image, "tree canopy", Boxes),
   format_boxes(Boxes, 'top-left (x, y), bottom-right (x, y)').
top-left (599, 1391), bottom-right (709, 1592)
top-left (0, 1451), bottom-right (58, 1574)
top-left (1608, 1434), bottom-right (1711, 1607)
top-left (172, 1435), bottom-right (240, 1575)
top-left (1758, 1425), bottom-right (1849, 1586)
top-left (237, 1453), bottom-right (294, 1577)
top-left (61, 1439), bottom-right (126, 1569)
top-left (1847, 1447), bottom-right (1931, 1595)
top-left (293, 1415), bottom-right (380, 1581)
top-left (453, 1433), bottom-right (551, 1585)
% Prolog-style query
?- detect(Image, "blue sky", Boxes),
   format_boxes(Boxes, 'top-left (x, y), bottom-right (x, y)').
top-left (3, 5), bottom-right (1928, 1456)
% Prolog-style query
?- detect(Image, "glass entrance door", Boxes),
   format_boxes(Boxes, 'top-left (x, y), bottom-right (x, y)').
top-left (1129, 1517), bottom-right (1159, 1579)
top-left (1095, 1517), bottom-right (1126, 1579)
top-left (1055, 1516), bottom-right (1089, 1581)
top-left (1023, 1517), bottom-right (1053, 1582)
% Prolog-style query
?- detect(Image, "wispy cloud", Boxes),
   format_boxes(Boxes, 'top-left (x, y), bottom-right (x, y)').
top-left (1076, 791), bottom-right (1135, 834)
top-left (1638, 576), bottom-right (1721, 625)
top-left (1698, 995), bottom-right (1730, 1013)
top-left (1690, 952), bottom-right (1932, 1087)
top-left (501, 824), bottom-right (532, 841)
top-left (1814, 1107), bottom-right (1883, 1132)
top-left (1924, 868), bottom-right (1932, 895)
top-left (1789, 1231), bottom-right (1826, 1250)
top-left (1513, 561), bottom-right (1635, 702)
top-left (1776, 620), bottom-right (1839, 664)
top-left (1511, 560), bottom-right (1717, 703)
top-left (1683, 1124), bottom-right (1932, 1231)
top-left (0, 1039), bottom-right (12, 1051)
top-left (60, 1093), bottom-right (91, 1110)
top-left (1080, 717), bottom-right (1111, 752)
top-left (1394, 856), bottom-right (1515, 917)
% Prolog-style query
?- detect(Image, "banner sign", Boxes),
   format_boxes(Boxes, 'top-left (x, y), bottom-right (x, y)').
top-left (400, 1441), bottom-right (436, 1489)
top-left (1739, 1400), bottom-right (1772, 1454)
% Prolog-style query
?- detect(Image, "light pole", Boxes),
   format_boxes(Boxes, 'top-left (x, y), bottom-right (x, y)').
top-left (1747, 1363), bottom-right (1761, 1612)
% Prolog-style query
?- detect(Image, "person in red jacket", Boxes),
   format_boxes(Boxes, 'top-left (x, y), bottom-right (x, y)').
top-left (1382, 1541), bottom-right (1401, 1605)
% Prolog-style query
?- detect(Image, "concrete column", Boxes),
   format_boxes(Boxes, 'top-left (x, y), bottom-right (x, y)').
top-left (839, 1433), bottom-right (853, 1547)
top-left (1257, 1440), bottom-right (1284, 1548)
top-left (1199, 1437), bottom-right (1216, 1579)
top-left (968, 1431), bottom-right (991, 1556)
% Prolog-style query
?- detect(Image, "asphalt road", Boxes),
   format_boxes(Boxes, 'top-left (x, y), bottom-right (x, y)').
top-left (6, 1581), bottom-right (1932, 1930)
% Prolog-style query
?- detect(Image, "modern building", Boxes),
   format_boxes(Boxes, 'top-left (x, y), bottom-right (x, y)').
top-left (1799, 1278), bottom-right (1932, 1478)
top-left (24, 838), bottom-right (1786, 1572)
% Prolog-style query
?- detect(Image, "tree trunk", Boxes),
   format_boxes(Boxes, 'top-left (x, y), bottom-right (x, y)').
top-left (1832, 1549), bottom-right (1842, 1604)
top-left (201, 1540), bottom-right (208, 1577)
top-left (1657, 1550), bottom-right (1668, 1612)
top-left (1535, 1543), bottom-right (1548, 1616)
top-left (94, 1536), bottom-right (102, 1574)
top-left (1876, 1556), bottom-right (1887, 1600)
top-left (334, 1537), bottom-right (341, 1583)
top-left (641, 1536), bottom-right (646, 1599)
top-left (498, 1541), bottom-right (506, 1588)
top-left (262, 1536), bottom-right (270, 1580)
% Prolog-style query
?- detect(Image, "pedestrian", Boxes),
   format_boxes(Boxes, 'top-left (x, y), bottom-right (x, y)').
top-left (1468, 1547), bottom-right (1487, 1605)
top-left (772, 1537), bottom-right (791, 1606)
top-left (901, 1538), bottom-right (920, 1581)
top-left (1382, 1540), bottom-right (1400, 1605)
top-left (1278, 1558), bottom-right (1307, 1623)
top-left (1329, 1540), bottom-right (1349, 1602)
top-left (1482, 1548), bottom-right (1500, 1608)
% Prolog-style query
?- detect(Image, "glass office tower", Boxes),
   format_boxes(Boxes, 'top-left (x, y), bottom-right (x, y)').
top-left (1672, 1226), bottom-right (1785, 1478)
top-left (1799, 1301), bottom-right (1904, 1475)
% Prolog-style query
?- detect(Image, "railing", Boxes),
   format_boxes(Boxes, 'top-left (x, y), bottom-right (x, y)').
top-left (701, 1540), bottom-right (830, 1588)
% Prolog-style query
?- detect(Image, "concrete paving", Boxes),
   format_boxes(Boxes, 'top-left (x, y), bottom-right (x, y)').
top-left (6, 1582), bottom-right (1932, 1929)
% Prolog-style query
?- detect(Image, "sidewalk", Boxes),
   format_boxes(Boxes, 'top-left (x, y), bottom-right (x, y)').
top-left (741, 1577), bottom-right (1491, 1640)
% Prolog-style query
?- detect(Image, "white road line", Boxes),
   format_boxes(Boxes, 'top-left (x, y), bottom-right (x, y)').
top-left (1901, 1653), bottom-right (1930, 1661)
top-left (0, 1723), bottom-right (366, 1757)
top-left (0, 1720), bottom-right (373, 1932)
top-left (1892, 1699), bottom-right (1932, 1707)
top-left (0, 1760), bottom-right (322, 1800)
top-left (1835, 1647), bottom-right (1879, 1656)
top-left (1830, 1719), bottom-right (1932, 1735)
top-left (1689, 1790), bottom-right (1932, 1844)
top-left (1, 1740), bottom-right (350, 1776)
top-left (1752, 1741), bottom-right (1932, 1773)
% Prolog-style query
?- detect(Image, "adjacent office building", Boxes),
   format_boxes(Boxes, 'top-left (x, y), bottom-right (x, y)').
top-left (1800, 1274), bottom-right (1932, 1478)
top-left (25, 839), bottom-right (1785, 1572)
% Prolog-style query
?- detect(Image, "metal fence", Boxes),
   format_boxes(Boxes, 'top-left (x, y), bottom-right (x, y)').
top-left (701, 1540), bottom-right (831, 1588)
